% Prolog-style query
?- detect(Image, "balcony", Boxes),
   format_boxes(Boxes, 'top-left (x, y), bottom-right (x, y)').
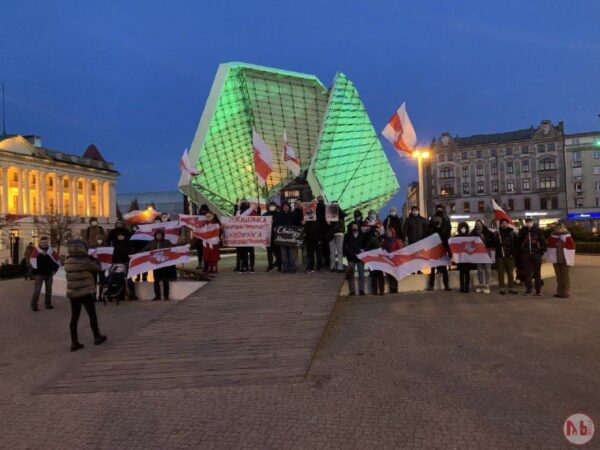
top-left (573, 191), bottom-right (585, 198)
top-left (572, 160), bottom-right (583, 168)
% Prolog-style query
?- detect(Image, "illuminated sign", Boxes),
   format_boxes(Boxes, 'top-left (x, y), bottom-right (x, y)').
top-left (450, 214), bottom-right (470, 220)
top-left (525, 212), bottom-right (549, 217)
top-left (568, 212), bottom-right (600, 219)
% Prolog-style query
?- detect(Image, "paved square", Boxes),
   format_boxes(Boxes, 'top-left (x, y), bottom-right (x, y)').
top-left (1, 256), bottom-right (599, 449)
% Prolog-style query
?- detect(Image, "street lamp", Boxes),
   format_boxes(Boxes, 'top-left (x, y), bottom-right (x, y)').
top-left (412, 147), bottom-right (431, 217)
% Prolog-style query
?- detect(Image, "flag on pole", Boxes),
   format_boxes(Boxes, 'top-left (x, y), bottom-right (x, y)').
top-left (30, 246), bottom-right (60, 270)
top-left (448, 237), bottom-right (493, 264)
top-left (252, 129), bottom-right (273, 187)
top-left (382, 102), bottom-right (417, 155)
top-left (88, 247), bottom-right (114, 270)
top-left (358, 233), bottom-right (450, 281)
top-left (491, 199), bottom-right (513, 224)
top-left (131, 220), bottom-right (181, 244)
top-left (545, 232), bottom-right (575, 266)
top-left (283, 130), bottom-right (301, 176)
top-left (128, 245), bottom-right (190, 279)
top-left (179, 148), bottom-right (201, 177)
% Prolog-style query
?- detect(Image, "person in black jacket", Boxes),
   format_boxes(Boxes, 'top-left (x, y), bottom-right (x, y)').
top-left (455, 222), bottom-right (472, 293)
top-left (517, 218), bottom-right (547, 296)
top-left (111, 229), bottom-right (138, 301)
top-left (348, 209), bottom-right (364, 231)
top-left (263, 202), bottom-right (281, 272)
top-left (426, 216), bottom-right (451, 291)
top-left (106, 219), bottom-right (131, 247)
top-left (192, 204), bottom-right (210, 270)
top-left (383, 207), bottom-right (404, 242)
top-left (303, 200), bottom-right (322, 272)
top-left (316, 196), bottom-right (330, 269)
top-left (327, 201), bottom-right (346, 272)
top-left (274, 201), bottom-right (301, 273)
top-left (365, 227), bottom-right (385, 295)
top-left (403, 206), bottom-right (428, 244)
top-left (432, 204), bottom-right (452, 239)
top-left (495, 219), bottom-right (518, 295)
top-left (470, 220), bottom-right (495, 294)
top-left (30, 236), bottom-right (60, 311)
top-left (343, 223), bottom-right (365, 296)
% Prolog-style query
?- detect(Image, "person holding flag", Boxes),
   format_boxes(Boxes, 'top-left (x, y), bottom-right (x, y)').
top-left (426, 216), bottom-right (452, 291)
top-left (471, 220), bottom-right (496, 294)
top-left (455, 222), bottom-right (472, 293)
top-left (30, 236), bottom-right (60, 311)
top-left (546, 222), bottom-right (575, 298)
top-left (143, 230), bottom-right (175, 301)
top-left (495, 218), bottom-right (519, 295)
top-left (517, 218), bottom-right (547, 296)
top-left (200, 211), bottom-right (222, 274)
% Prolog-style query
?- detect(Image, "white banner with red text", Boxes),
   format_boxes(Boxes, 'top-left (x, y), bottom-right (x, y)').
top-left (221, 216), bottom-right (272, 247)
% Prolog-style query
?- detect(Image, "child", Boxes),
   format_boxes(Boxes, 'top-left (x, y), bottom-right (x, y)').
top-left (201, 211), bottom-right (222, 274)
top-left (455, 222), bottom-right (472, 293)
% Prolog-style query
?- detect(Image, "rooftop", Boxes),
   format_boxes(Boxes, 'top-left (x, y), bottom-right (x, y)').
top-left (456, 127), bottom-right (537, 146)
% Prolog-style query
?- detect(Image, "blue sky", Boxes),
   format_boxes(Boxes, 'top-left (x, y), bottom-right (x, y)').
top-left (3, 0), bottom-right (600, 211)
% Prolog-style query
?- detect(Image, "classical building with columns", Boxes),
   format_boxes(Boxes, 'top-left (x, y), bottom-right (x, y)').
top-left (0, 134), bottom-right (118, 263)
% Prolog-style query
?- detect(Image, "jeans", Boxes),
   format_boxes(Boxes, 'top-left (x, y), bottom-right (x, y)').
top-left (153, 279), bottom-right (170, 299)
top-left (328, 235), bottom-right (344, 270)
top-left (266, 245), bottom-right (281, 270)
top-left (31, 275), bottom-right (53, 307)
top-left (70, 294), bottom-right (100, 344)
top-left (553, 263), bottom-right (570, 297)
top-left (477, 263), bottom-right (492, 288)
top-left (347, 260), bottom-right (365, 293)
top-left (428, 266), bottom-right (449, 289)
top-left (522, 253), bottom-right (542, 293)
top-left (496, 256), bottom-right (515, 289)
top-left (280, 246), bottom-right (297, 272)
top-left (458, 264), bottom-right (471, 292)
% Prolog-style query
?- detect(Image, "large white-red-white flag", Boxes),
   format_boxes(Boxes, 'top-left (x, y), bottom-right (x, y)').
top-left (179, 148), bottom-right (201, 177)
top-left (30, 246), bottom-right (60, 270)
top-left (382, 102), bottom-right (417, 155)
top-left (492, 199), bottom-right (513, 224)
top-left (283, 130), bottom-right (301, 176)
top-left (252, 129), bottom-right (273, 187)
top-left (131, 220), bottom-right (181, 244)
top-left (545, 232), bottom-right (575, 266)
top-left (358, 233), bottom-right (450, 281)
top-left (448, 236), bottom-right (493, 264)
top-left (88, 247), bottom-right (114, 271)
top-left (128, 245), bottom-right (190, 279)
top-left (179, 214), bottom-right (220, 243)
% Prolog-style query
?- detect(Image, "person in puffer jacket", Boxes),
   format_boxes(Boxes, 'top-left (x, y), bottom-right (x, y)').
top-left (64, 240), bottom-right (107, 352)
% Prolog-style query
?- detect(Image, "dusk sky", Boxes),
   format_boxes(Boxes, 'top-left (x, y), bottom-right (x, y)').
top-left (3, 0), bottom-right (600, 209)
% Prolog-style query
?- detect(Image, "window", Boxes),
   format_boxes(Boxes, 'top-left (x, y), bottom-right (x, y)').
top-left (594, 166), bottom-right (600, 175)
top-left (551, 196), bottom-right (558, 209)
top-left (505, 147), bottom-right (513, 156)
top-left (476, 165), bottom-right (483, 176)
top-left (463, 202), bottom-right (470, 213)
top-left (508, 199), bottom-right (514, 210)
top-left (478, 201), bottom-right (485, 212)
top-left (573, 151), bottom-right (582, 161)
top-left (539, 159), bottom-right (556, 171)
top-left (575, 199), bottom-right (584, 207)
top-left (78, 180), bottom-right (83, 190)
top-left (524, 198), bottom-right (531, 210)
top-left (476, 150), bottom-right (482, 159)
top-left (440, 167), bottom-right (454, 178)
top-left (540, 178), bottom-right (557, 189)
top-left (440, 185), bottom-right (454, 196)
top-left (48, 177), bottom-right (53, 187)
top-left (438, 154), bottom-right (445, 162)
top-left (462, 152), bottom-right (468, 160)
top-left (506, 162), bottom-right (514, 174)
top-left (491, 148), bottom-right (497, 157)
top-left (12, 172), bottom-right (18, 182)
top-left (573, 167), bottom-right (583, 177)
top-left (507, 180), bottom-right (515, 192)
top-left (491, 164), bottom-right (498, 175)
top-left (521, 145), bottom-right (529, 154)
top-left (537, 144), bottom-right (546, 153)
top-left (491, 180), bottom-right (498, 192)
top-left (523, 179), bottom-right (530, 190)
top-left (547, 142), bottom-right (556, 152)
top-left (572, 138), bottom-right (580, 145)
top-left (574, 182), bottom-right (583, 192)
top-left (522, 160), bottom-right (530, 172)
top-left (462, 183), bottom-right (470, 194)
top-left (477, 181), bottom-right (484, 194)
top-left (448, 153), bottom-right (454, 161)
top-left (449, 202), bottom-right (456, 212)
top-left (63, 179), bottom-right (69, 188)
top-left (540, 198), bottom-right (547, 210)
top-left (91, 184), bottom-right (96, 193)
top-left (596, 182), bottom-right (600, 192)
top-left (594, 150), bottom-right (600, 159)
top-left (462, 167), bottom-right (469, 178)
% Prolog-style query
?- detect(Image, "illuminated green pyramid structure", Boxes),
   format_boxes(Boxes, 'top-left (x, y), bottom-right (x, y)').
top-left (179, 62), bottom-right (399, 215)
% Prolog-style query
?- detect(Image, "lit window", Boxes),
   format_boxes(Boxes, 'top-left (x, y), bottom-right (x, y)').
top-left (463, 202), bottom-right (470, 213)
top-left (478, 201), bottom-right (485, 212)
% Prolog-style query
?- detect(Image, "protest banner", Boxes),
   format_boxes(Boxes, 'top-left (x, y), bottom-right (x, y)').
top-left (221, 216), bottom-right (272, 247)
top-left (448, 236), bottom-right (493, 264)
top-left (131, 220), bottom-right (181, 244)
top-left (325, 203), bottom-right (339, 222)
top-left (303, 201), bottom-right (317, 221)
top-left (128, 245), bottom-right (190, 279)
top-left (88, 247), bottom-right (114, 271)
top-left (272, 225), bottom-right (305, 247)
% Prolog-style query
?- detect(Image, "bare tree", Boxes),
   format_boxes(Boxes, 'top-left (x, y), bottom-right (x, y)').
top-left (128, 198), bottom-right (140, 212)
top-left (37, 211), bottom-right (79, 255)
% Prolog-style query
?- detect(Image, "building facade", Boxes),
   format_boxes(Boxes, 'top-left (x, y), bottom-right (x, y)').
top-left (402, 181), bottom-right (419, 217)
top-left (0, 134), bottom-right (118, 263)
top-left (564, 131), bottom-right (600, 227)
top-left (426, 120), bottom-right (567, 229)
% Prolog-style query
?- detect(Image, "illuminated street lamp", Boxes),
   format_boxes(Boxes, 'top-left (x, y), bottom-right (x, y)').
top-left (412, 147), bottom-right (431, 217)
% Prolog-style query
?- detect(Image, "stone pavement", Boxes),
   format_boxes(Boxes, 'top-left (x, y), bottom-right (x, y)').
top-left (1, 256), bottom-right (600, 449)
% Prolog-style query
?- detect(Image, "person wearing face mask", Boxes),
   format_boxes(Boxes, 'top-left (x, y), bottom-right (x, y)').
top-left (107, 219), bottom-right (131, 247)
top-left (383, 207), bottom-right (404, 242)
top-left (143, 230), bottom-right (174, 301)
top-left (349, 210), bottom-right (364, 231)
top-left (111, 229), bottom-right (138, 301)
top-left (470, 219), bottom-right (495, 294)
top-left (426, 216), bottom-right (451, 291)
top-left (263, 202), bottom-right (281, 272)
top-left (495, 219), bottom-right (518, 295)
top-left (274, 201), bottom-right (301, 273)
top-left (455, 222), bottom-right (472, 293)
top-left (362, 209), bottom-right (382, 237)
top-left (303, 198), bottom-right (323, 273)
top-left (234, 198), bottom-right (258, 273)
top-left (517, 218), bottom-right (547, 296)
top-left (343, 223), bottom-right (366, 296)
top-left (403, 206), bottom-right (428, 245)
top-left (85, 217), bottom-right (105, 249)
top-left (316, 196), bottom-right (331, 269)
top-left (365, 226), bottom-right (386, 295)
top-left (433, 204), bottom-right (452, 239)
top-left (383, 227), bottom-right (403, 293)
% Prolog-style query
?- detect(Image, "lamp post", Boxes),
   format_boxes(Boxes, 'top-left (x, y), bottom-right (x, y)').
top-left (412, 148), bottom-right (430, 217)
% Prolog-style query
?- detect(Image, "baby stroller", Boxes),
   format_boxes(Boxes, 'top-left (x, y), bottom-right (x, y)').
top-left (101, 264), bottom-right (127, 305)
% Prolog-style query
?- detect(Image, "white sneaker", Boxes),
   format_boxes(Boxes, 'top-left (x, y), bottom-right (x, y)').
top-left (475, 287), bottom-right (482, 293)
top-left (483, 287), bottom-right (491, 294)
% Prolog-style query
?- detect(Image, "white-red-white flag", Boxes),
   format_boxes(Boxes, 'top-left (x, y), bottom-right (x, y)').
top-left (88, 247), bottom-right (114, 271)
top-left (179, 214), bottom-right (208, 232)
top-left (252, 129), bottom-right (273, 187)
top-left (131, 220), bottom-right (181, 244)
top-left (179, 148), bottom-right (201, 177)
top-left (382, 102), bottom-right (417, 155)
top-left (358, 233), bottom-right (450, 281)
top-left (283, 130), bottom-right (301, 176)
top-left (492, 199), bottom-right (513, 224)
top-left (128, 245), bottom-right (190, 279)
top-left (122, 209), bottom-right (161, 224)
top-left (180, 214), bottom-right (220, 242)
top-left (448, 236), bottom-right (493, 264)
top-left (545, 232), bottom-right (575, 266)
top-left (30, 246), bottom-right (60, 270)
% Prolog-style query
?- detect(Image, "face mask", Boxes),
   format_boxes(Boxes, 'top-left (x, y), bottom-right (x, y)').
top-left (269, 206), bottom-right (276, 211)
top-left (117, 235), bottom-right (125, 241)
top-left (526, 223), bottom-right (533, 228)
top-left (390, 211), bottom-right (397, 216)
top-left (318, 199), bottom-right (324, 204)
top-left (436, 209), bottom-right (443, 214)
top-left (352, 231), bottom-right (359, 237)
top-left (412, 211), bottom-right (419, 217)
top-left (460, 227), bottom-right (467, 233)
top-left (91, 221), bottom-right (98, 226)
top-left (369, 214), bottom-right (376, 221)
